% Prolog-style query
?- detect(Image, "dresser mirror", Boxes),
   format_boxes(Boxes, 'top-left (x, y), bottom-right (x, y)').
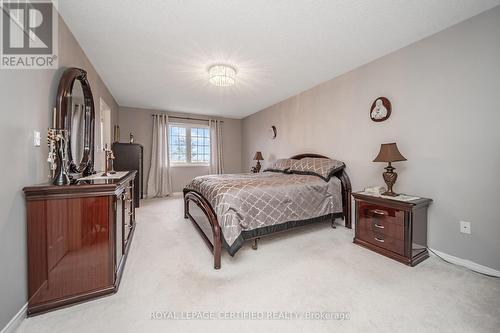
top-left (55, 67), bottom-right (95, 176)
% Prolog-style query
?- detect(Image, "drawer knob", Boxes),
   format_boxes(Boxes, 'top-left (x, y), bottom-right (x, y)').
top-left (371, 209), bottom-right (387, 216)
top-left (374, 223), bottom-right (385, 229)
top-left (374, 236), bottom-right (385, 243)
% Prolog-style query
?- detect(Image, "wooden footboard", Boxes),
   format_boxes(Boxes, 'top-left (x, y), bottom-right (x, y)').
top-left (183, 189), bottom-right (222, 269)
top-left (337, 169), bottom-right (352, 229)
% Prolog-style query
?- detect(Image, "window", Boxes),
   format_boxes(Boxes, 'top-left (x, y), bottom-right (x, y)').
top-left (169, 125), bottom-right (187, 163)
top-left (190, 127), bottom-right (210, 163)
top-left (169, 124), bottom-right (210, 165)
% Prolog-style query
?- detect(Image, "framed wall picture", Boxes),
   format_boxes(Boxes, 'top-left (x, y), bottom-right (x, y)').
top-left (370, 97), bottom-right (391, 122)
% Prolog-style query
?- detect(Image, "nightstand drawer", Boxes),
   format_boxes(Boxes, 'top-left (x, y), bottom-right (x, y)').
top-left (358, 216), bottom-right (404, 240)
top-left (358, 202), bottom-right (404, 226)
top-left (358, 227), bottom-right (404, 255)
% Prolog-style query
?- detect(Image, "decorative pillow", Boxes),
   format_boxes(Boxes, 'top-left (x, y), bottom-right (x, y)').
top-left (263, 158), bottom-right (295, 173)
top-left (289, 157), bottom-right (345, 181)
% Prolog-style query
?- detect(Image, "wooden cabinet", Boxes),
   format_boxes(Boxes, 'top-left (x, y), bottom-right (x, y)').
top-left (352, 192), bottom-right (432, 266)
top-left (23, 171), bottom-right (136, 315)
top-left (112, 142), bottom-right (143, 207)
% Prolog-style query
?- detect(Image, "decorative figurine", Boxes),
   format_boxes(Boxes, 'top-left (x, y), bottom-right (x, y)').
top-left (47, 128), bottom-right (70, 185)
top-left (102, 144), bottom-right (116, 176)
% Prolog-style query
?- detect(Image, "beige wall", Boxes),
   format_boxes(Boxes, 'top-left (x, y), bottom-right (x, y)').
top-left (242, 7), bottom-right (500, 271)
top-left (118, 107), bottom-right (242, 192)
top-left (0, 17), bottom-right (119, 329)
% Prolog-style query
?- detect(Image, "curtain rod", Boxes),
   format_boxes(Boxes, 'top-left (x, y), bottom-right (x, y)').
top-left (152, 115), bottom-right (224, 123)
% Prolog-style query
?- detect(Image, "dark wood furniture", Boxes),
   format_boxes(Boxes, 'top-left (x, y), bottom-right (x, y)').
top-left (352, 192), bottom-right (432, 266)
top-left (112, 142), bottom-right (144, 207)
top-left (183, 153), bottom-right (352, 269)
top-left (23, 171), bottom-right (136, 315)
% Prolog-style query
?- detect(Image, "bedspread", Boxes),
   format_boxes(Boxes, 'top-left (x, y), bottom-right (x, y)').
top-left (185, 172), bottom-right (343, 255)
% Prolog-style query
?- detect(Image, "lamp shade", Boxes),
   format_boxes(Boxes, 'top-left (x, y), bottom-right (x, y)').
top-left (373, 143), bottom-right (407, 162)
top-left (253, 151), bottom-right (264, 161)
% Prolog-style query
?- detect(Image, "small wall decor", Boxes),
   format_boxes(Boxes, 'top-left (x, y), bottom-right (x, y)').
top-left (268, 125), bottom-right (277, 139)
top-left (370, 97), bottom-right (391, 122)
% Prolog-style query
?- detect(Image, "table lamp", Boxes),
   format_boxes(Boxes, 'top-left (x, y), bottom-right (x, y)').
top-left (373, 143), bottom-right (407, 196)
top-left (253, 151), bottom-right (264, 173)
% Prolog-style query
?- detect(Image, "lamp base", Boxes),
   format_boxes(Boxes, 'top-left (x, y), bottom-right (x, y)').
top-left (382, 163), bottom-right (398, 196)
top-left (251, 161), bottom-right (262, 173)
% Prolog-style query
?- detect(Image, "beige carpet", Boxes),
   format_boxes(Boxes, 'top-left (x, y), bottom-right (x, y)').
top-left (18, 194), bottom-right (500, 333)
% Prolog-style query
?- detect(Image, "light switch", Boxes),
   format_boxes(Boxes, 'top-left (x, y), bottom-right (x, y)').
top-left (34, 131), bottom-right (41, 147)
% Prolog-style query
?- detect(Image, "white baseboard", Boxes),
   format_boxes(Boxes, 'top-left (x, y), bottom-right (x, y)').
top-left (429, 248), bottom-right (500, 277)
top-left (1, 303), bottom-right (27, 333)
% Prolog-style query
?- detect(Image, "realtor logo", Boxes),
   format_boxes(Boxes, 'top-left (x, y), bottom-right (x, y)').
top-left (1, 0), bottom-right (58, 69)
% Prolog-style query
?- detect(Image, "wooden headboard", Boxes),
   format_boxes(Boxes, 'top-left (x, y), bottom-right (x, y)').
top-left (290, 153), bottom-right (329, 160)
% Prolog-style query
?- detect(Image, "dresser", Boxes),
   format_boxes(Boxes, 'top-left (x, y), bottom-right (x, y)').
top-left (352, 192), bottom-right (432, 266)
top-left (23, 171), bottom-right (136, 315)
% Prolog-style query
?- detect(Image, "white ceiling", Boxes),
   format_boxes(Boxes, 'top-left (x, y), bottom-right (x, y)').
top-left (59, 0), bottom-right (500, 119)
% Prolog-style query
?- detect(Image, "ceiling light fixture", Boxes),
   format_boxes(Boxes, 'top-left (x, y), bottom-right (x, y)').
top-left (208, 64), bottom-right (236, 87)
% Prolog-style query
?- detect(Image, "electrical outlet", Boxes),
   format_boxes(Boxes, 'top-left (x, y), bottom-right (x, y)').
top-left (460, 221), bottom-right (471, 234)
top-left (33, 131), bottom-right (41, 147)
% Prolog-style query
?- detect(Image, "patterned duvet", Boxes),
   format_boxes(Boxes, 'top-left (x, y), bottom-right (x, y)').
top-left (185, 172), bottom-right (343, 255)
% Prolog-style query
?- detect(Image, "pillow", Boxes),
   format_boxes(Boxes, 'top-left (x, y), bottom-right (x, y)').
top-left (289, 157), bottom-right (345, 181)
top-left (263, 158), bottom-right (295, 173)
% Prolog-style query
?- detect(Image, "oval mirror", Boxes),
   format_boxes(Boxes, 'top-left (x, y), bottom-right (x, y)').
top-left (55, 68), bottom-right (95, 176)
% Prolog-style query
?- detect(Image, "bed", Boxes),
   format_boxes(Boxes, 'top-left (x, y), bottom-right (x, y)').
top-left (183, 154), bottom-right (352, 269)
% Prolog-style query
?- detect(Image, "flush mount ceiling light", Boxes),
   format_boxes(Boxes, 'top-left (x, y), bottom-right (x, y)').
top-left (208, 64), bottom-right (236, 87)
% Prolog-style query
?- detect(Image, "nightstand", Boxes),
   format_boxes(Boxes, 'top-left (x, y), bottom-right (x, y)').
top-left (352, 192), bottom-right (432, 266)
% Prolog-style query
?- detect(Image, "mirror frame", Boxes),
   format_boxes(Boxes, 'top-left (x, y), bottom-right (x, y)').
top-left (55, 67), bottom-right (95, 176)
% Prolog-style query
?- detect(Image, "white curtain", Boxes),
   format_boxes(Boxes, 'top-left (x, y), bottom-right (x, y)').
top-left (209, 119), bottom-right (224, 174)
top-left (147, 114), bottom-right (172, 198)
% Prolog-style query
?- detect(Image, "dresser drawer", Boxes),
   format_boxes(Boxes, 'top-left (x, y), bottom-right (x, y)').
top-left (358, 216), bottom-right (404, 240)
top-left (358, 202), bottom-right (404, 226)
top-left (357, 226), bottom-right (404, 256)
